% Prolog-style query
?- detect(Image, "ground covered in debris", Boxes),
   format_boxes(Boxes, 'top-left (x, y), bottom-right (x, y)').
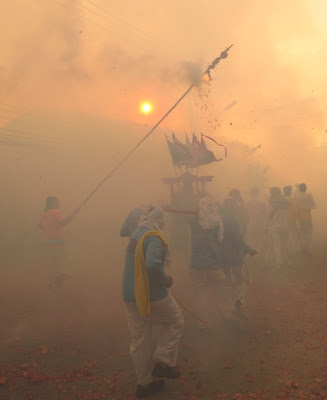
top-left (1, 240), bottom-right (327, 400)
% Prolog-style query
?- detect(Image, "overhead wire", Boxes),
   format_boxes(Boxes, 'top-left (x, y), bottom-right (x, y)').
top-left (83, 0), bottom-right (150, 39)
top-left (0, 127), bottom-right (63, 146)
top-left (58, 0), bottom-right (151, 52)
top-left (0, 2), bottom-right (153, 148)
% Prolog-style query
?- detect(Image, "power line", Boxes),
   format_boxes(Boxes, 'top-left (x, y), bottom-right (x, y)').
top-left (71, 0), bottom-right (149, 49)
top-left (0, 133), bottom-right (56, 148)
top-left (54, 0), bottom-right (117, 39)
top-left (84, 0), bottom-right (150, 39)
top-left (79, 14), bottom-right (122, 40)
top-left (72, 0), bottom-right (118, 34)
top-left (0, 132), bottom-right (53, 144)
top-left (0, 127), bottom-right (66, 144)
top-left (0, 118), bottom-right (62, 137)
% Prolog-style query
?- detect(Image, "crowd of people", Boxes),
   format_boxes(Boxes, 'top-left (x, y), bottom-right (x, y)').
top-left (37, 182), bottom-right (316, 398)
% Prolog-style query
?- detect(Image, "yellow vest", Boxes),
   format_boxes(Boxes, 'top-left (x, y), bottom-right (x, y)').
top-left (134, 230), bottom-right (168, 316)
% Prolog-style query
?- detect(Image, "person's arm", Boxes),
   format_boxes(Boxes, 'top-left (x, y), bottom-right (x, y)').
top-left (162, 206), bottom-right (199, 215)
top-left (311, 195), bottom-right (317, 209)
top-left (231, 215), bottom-right (257, 255)
top-left (120, 219), bottom-right (131, 237)
top-left (60, 208), bottom-right (80, 226)
top-left (145, 236), bottom-right (172, 288)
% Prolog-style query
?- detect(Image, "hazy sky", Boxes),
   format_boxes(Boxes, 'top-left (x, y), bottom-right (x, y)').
top-left (1, 0), bottom-right (327, 244)
top-left (1, 0), bottom-right (327, 147)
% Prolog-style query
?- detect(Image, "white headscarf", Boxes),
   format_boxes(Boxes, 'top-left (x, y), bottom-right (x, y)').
top-left (138, 204), bottom-right (170, 266)
top-left (138, 205), bottom-right (166, 232)
top-left (199, 197), bottom-right (224, 243)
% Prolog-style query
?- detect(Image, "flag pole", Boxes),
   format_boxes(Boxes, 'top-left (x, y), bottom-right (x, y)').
top-left (75, 45), bottom-right (233, 212)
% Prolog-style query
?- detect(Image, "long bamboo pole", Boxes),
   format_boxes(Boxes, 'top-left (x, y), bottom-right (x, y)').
top-left (75, 45), bottom-right (233, 212)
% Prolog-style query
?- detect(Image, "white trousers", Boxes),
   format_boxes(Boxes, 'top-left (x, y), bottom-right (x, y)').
top-left (288, 225), bottom-right (299, 254)
top-left (299, 222), bottom-right (313, 253)
top-left (124, 294), bottom-right (184, 385)
top-left (190, 269), bottom-right (235, 324)
top-left (271, 230), bottom-right (289, 267)
top-left (227, 265), bottom-right (248, 306)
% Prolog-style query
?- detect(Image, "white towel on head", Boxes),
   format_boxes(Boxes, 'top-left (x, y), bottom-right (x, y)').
top-left (199, 197), bottom-right (224, 243)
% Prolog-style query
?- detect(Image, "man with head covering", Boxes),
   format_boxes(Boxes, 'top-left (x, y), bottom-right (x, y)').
top-left (120, 207), bottom-right (144, 238)
top-left (221, 197), bottom-right (257, 319)
top-left (294, 183), bottom-right (316, 255)
top-left (266, 187), bottom-right (289, 268)
top-left (188, 196), bottom-right (235, 326)
top-left (122, 205), bottom-right (184, 398)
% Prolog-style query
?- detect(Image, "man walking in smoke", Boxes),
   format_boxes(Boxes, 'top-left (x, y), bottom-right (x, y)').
top-left (38, 196), bottom-right (79, 288)
top-left (283, 185), bottom-right (299, 255)
top-left (122, 205), bottom-right (184, 398)
top-left (294, 183), bottom-right (316, 255)
top-left (187, 196), bottom-right (235, 326)
top-left (120, 207), bottom-right (144, 238)
top-left (221, 197), bottom-right (257, 319)
top-left (163, 194), bottom-right (257, 325)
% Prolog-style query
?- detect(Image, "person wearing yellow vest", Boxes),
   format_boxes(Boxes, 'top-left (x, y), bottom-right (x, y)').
top-left (294, 183), bottom-right (316, 255)
top-left (122, 205), bottom-right (184, 398)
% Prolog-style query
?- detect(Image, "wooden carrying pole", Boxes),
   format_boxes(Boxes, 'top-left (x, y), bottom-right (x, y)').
top-left (75, 45), bottom-right (233, 212)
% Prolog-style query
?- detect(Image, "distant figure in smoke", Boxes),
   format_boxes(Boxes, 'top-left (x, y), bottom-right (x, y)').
top-left (38, 196), bottom-right (79, 288)
top-left (188, 197), bottom-right (235, 325)
top-left (283, 185), bottom-right (299, 255)
top-left (122, 205), bottom-right (183, 398)
top-left (294, 183), bottom-right (316, 255)
top-left (245, 187), bottom-right (267, 252)
top-left (120, 207), bottom-right (144, 238)
top-left (221, 197), bottom-right (257, 320)
top-left (265, 187), bottom-right (289, 269)
top-left (227, 188), bottom-right (249, 237)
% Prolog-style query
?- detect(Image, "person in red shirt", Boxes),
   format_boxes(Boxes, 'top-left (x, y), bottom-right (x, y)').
top-left (39, 196), bottom-right (79, 288)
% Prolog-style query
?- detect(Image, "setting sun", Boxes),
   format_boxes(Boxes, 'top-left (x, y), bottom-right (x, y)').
top-left (140, 102), bottom-right (153, 114)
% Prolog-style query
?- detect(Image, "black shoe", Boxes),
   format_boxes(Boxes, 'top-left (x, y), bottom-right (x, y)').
top-left (152, 363), bottom-right (181, 379)
top-left (135, 379), bottom-right (165, 398)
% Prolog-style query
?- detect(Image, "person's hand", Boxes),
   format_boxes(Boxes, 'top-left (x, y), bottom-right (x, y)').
top-left (67, 208), bottom-right (80, 222)
top-left (165, 276), bottom-right (173, 288)
top-left (71, 207), bottom-right (81, 217)
top-left (248, 249), bottom-right (258, 256)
